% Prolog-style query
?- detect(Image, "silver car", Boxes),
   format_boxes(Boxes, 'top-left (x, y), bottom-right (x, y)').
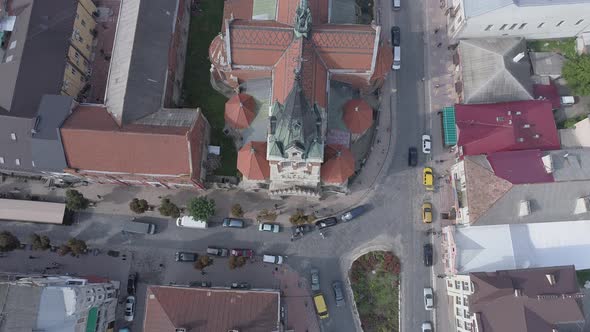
top-left (422, 321), bottom-right (433, 332)
top-left (332, 281), bottom-right (345, 307)
top-left (124, 296), bottom-right (135, 322)
top-left (424, 287), bottom-right (434, 310)
top-left (258, 223), bottom-right (280, 233)
top-left (311, 268), bottom-right (320, 291)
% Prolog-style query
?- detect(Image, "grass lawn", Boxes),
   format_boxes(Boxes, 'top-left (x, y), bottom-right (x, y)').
top-left (527, 38), bottom-right (577, 59)
top-left (349, 251), bottom-right (400, 332)
top-left (577, 269), bottom-right (590, 287)
top-left (183, 0), bottom-right (237, 176)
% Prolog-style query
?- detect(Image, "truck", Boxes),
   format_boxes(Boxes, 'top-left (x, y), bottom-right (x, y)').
top-left (313, 293), bottom-right (329, 319)
top-left (176, 216), bottom-right (208, 229)
top-left (122, 221), bottom-right (156, 235)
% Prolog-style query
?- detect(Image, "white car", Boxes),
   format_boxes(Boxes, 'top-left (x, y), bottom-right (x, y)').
top-left (124, 296), bottom-right (135, 322)
top-left (422, 135), bottom-right (431, 154)
top-left (258, 223), bottom-right (280, 233)
top-left (423, 287), bottom-right (434, 310)
top-left (262, 254), bottom-right (284, 264)
top-left (422, 321), bottom-right (433, 332)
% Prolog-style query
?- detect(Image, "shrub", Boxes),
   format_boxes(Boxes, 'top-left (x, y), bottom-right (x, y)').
top-left (67, 238), bottom-right (87, 256)
top-left (563, 55), bottom-right (590, 96)
top-left (58, 244), bottom-right (71, 256)
top-left (129, 198), bottom-right (149, 214)
top-left (187, 197), bottom-right (216, 220)
top-left (231, 204), bottom-right (244, 217)
top-left (158, 198), bottom-right (180, 218)
top-left (257, 209), bottom-right (278, 222)
top-left (65, 189), bottom-right (89, 211)
top-left (383, 252), bottom-right (401, 275)
top-left (0, 231), bottom-right (20, 252)
top-left (194, 256), bottom-right (213, 270)
top-left (229, 256), bottom-right (247, 269)
top-left (289, 209), bottom-right (315, 225)
top-left (30, 233), bottom-right (51, 251)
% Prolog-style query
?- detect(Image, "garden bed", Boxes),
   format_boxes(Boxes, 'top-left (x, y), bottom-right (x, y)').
top-left (349, 251), bottom-right (400, 332)
top-left (527, 38), bottom-right (577, 59)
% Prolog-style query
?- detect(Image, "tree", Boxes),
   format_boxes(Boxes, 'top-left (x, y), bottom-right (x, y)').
top-left (158, 198), bottom-right (180, 218)
top-left (0, 231), bottom-right (20, 252)
top-left (187, 197), bottom-right (215, 221)
top-left (65, 189), bottom-right (89, 211)
top-left (30, 233), bottom-right (51, 251)
top-left (58, 244), bottom-right (71, 256)
top-left (289, 209), bottom-right (315, 225)
top-left (257, 209), bottom-right (278, 222)
top-left (229, 256), bottom-right (247, 269)
top-left (129, 198), bottom-right (149, 214)
top-left (231, 204), bottom-right (244, 217)
top-left (194, 256), bottom-right (213, 270)
top-left (67, 238), bottom-right (87, 256)
top-left (563, 55), bottom-right (590, 96)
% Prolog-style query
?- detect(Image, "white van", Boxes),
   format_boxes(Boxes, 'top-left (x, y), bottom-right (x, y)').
top-left (393, 0), bottom-right (400, 10)
top-left (176, 216), bottom-right (208, 229)
top-left (263, 254), bottom-right (284, 265)
top-left (392, 46), bottom-right (401, 70)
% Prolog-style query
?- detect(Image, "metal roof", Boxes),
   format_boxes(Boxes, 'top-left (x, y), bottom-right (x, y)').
top-left (442, 106), bottom-right (457, 146)
top-left (530, 52), bottom-right (565, 77)
top-left (0, 198), bottom-right (65, 224)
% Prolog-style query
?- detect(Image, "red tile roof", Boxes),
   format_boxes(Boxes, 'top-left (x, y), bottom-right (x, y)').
top-left (230, 20), bottom-right (294, 67)
top-left (487, 150), bottom-right (554, 184)
top-left (321, 144), bottom-right (355, 183)
top-left (237, 141), bottom-right (270, 180)
top-left (222, 0), bottom-right (254, 30)
top-left (225, 93), bottom-right (256, 128)
top-left (308, 0), bottom-right (329, 24)
top-left (342, 99), bottom-right (373, 134)
top-left (312, 24), bottom-right (377, 71)
top-left (272, 39), bottom-right (302, 104)
top-left (533, 83), bottom-right (561, 110)
top-left (456, 100), bottom-right (560, 156)
top-left (276, 0), bottom-right (300, 25)
top-left (301, 40), bottom-right (328, 108)
top-left (143, 286), bottom-right (280, 332)
top-left (61, 106), bottom-right (195, 176)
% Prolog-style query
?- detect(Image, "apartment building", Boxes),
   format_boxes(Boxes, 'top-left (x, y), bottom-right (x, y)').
top-left (445, 0), bottom-right (590, 41)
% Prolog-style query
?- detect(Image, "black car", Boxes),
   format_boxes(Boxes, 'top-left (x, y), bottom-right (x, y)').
top-left (175, 252), bottom-right (198, 262)
top-left (340, 205), bottom-right (368, 222)
top-left (315, 217), bottom-right (338, 230)
top-left (127, 272), bottom-right (137, 296)
top-left (391, 26), bottom-right (401, 46)
top-left (423, 244), bottom-right (433, 266)
top-left (408, 147), bottom-right (418, 167)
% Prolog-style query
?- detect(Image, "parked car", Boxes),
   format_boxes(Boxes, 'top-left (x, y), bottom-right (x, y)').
top-left (291, 224), bottom-right (314, 240)
top-left (422, 134), bottom-right (431, 154)
top-left (189, 281), bottom-right (212, 288)
top-left (175, 252), bottom-right (198, 262)
top-left (424, 287), bottom-right (434, 310)
top-left (124, 296), bottom-right (135, 322)
top-left (176, 215), bottom-right (208, 229)
top-left (422, 322), bottom-right (433, 332)
top-left (127, 272), bottom-right (137, 296)
top-left (393, 0), bottom-right (400, 10)
top-left (313, 293), bottom-right (329, 319)
top-left (222, 218), bottom-right (245, 228)
top-left (263, 254), bottom-right (284, 265)
top-left (408, 147), bottom-right (418, 167)
top-left (332, 281), bottom-right (346, 307)
top-left (422, 202), bottom-right (433, 223)
top-left (561, 95), bottom-right (575, 106)
top-left (311, 268), bottom-right (320, 291)
top-left (206, 247), bottom-right (229, 257)
top-left (315, 217), bottom-right (338, 229)
top-left (230, 282), bottom-right (251, 289)
top-left (423, 244), bottom-right (433, 266)
top-left (231, 248), bottom-right (254, 258)
top-left (258, 223), bottom-right (280, 233)
top-left (391, 26), bottom-right (401, 46)
top-left (340, 205), bottom-right (368, 222)
top-left (423, 167), bottom-right (434, 191)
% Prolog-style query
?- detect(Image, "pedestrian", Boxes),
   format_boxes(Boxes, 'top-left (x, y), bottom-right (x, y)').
top-left (437, 42), bottom-right (442, 48)
top-left (201, 271), bottom-right (206, 275)
top-left (434, 28), bottom-right (439, 34)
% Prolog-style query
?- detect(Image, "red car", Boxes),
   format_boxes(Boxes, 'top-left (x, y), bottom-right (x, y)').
top-left (231, 249), bottom-right (254, 258)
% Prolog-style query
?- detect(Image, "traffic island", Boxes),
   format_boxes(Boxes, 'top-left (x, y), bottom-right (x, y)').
top-left (349, 251), bottom-right (401, 332)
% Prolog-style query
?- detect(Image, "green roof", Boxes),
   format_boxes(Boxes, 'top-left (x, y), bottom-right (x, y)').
top-left (442, 106), bottom-right (457, 146)
top-left (85, 307), bottom-right (98, 332)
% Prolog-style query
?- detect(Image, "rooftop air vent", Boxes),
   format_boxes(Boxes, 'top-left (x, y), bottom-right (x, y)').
top-left (176, 329), bottom-right (187, 332)
top-left (523, 124), bottom-right (530, 128)
top-left (541, 154), bottom-right (553, 173)
top-left (545, 273), bottom-right (556, 286)
top-left (496, 116), bottom-right (504, 122)
top-left (517, 137), bottom-right (524, 142)
top-left (533, 134), bottom-right (540, 139)
top-left (519, 200), bottom-right (531, 217)
top-left (513, 52), bottom-right (525, 63)
top-left (574, 197), bottom-right (590, 215)
top-left (515, 111), bottom-right (522, 115)
top-left (514, 288), bottom-right (522, 297)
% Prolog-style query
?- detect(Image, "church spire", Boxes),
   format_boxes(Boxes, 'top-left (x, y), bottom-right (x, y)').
top-left (294, 0), bottom-right (312, 39)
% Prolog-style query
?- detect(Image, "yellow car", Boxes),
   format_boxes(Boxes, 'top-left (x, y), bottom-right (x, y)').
top-left (423, 167), bottom-right (434, 191)
top-left (422, 202), bottom-right (433, 223)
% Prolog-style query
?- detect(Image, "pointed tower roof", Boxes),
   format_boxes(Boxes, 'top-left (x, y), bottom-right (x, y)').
top-left (321, 144), bottom-right (355, 184)
top-left (237, 141), bottom-right (270, 180)
top-left (342, 99), bottom-right (373, 134)
top-left (225, 93), bottom-right (256, 129)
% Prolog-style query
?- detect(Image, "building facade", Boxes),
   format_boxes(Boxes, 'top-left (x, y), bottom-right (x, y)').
top-left (445, 0), bottom-right (590, 41)
top-left (446, 274), bottom-right (474, 332)
top-left (0, 274), bottom-right (119, 332)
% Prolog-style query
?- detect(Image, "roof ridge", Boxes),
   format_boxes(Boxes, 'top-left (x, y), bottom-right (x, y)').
top-left (145, 287), bottom-right (176, 329)
top-left (464, 59), bottom-right (505, 102)
top-left (465, 158), bottom-right (513, 224)
top-left (502, 67), bottom-right (534, 99)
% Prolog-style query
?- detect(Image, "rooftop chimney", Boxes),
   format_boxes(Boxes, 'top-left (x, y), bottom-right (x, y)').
top-left (546, 273), bottom-right (556, 286)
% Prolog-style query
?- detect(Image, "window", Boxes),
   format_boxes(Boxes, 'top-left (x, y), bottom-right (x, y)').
top-left (10, 133), bottom-right (16, 141)
top-left (0, 157), bottom-right (4, 164)
top-left (519, 23), bottom-right (527, 29)
top-left (509, 23), bottom-right (518, 30)
top-left (81, 19), bottom-right (86, 27)
top-left (15, 159), bottom-right (20, 166)
top-left (6, 55), bottom-right (13, 62)
top-left (457, 319), bottom-right (462, 327)
top-left (485, 24), bottom-right (493, 31)
top-left (455, 280), bottom-right (461, 289)
top-left (9, 40), bottom-right (17, 49)
top-left (465, 321), bottom-right (472, 330)
top-left (462, 281), bottom-right (470, 291)
top-left (499, 24), bottom-right (508, 30)
top-left (74, 52), bottom-right (80, 60)
top-left (557, 20), bottom-right (565, 27)
top-left (71, 67), bottom-right (76, 76)
top-left (456, 307), bottom-right (462, 317)
top-left (464, 296), bottom-right (469, 306)
top-left (576, 19), bottom-right (584, 25)
top-left (456, 296), bottom-right (462, 305)
top-left (448, 280), bottom-right (453, 288)
top-left (538, 22), bottom-right (545, 28)
top-left (464, 309), bottom-right (470, 318)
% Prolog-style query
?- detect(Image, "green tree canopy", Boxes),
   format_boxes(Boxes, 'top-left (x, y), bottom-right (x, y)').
top-left (563, 55), bottom-right (590, 96)
top-left (30, 233), bottom-right (51, 251)
top-left (187, 197), bottom-right (215, 221)
top-left (0, 231), bottom-right (20, 252)
top-left (65, 189), bottom-right (89, 211)
top-left (129, 198), bottom-right (149, 214)
top-left (158, 198), bottom-right (180, 218)
top-left (67, 238), bottom-right (87, 256)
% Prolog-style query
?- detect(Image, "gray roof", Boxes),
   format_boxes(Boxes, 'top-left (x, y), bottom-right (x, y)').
top-left (530, 52), bottom-right (565, 77)
top-left (105, 0), bottom-right (178, 125)
top-left (0, 114), bottom-right (34, 173)
top-left (0, 0), bottom-right (77, 117)
top-left (0, 283), bottom-right (42, 332)
top-left (268, 78), bottom-right (323, 159)
top-left (546, 148), bottom-right (590, 181)
top-left (36, 287), bottom-right (76, 332)
top-left (459, 38), bottom-right (534, 104)
top-left (464, 0), bottom-right (590, 18)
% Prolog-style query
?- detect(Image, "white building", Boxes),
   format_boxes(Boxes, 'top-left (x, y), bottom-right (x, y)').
top-left (446, 0), bottom-right (590, 41)
top-left (0, 274), bottom-right (119, 332)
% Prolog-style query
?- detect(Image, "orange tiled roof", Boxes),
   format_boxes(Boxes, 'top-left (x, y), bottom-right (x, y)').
top-left (222, 0), bottom-right (254, 30)
top-left (237, 141), bottom-right (270, 180)
top-left (276, 0), bottom-right (300, 25)
top-left (342, 99), bottom-right (373, 134)
top-left (312, 24), bottom-right (377, 71)
top-left (272, 39), bottom-right (302, 104)
top-left (308, 0), bottom-right (329, 24)
top-left (230, 20), bottom-right (294, 67)
top-left (321, 144), bottom-right (355, 184)
top-left (301, 40), bottom-right (328, 108)
top-left (225, 93), bottom-right (256, 129)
